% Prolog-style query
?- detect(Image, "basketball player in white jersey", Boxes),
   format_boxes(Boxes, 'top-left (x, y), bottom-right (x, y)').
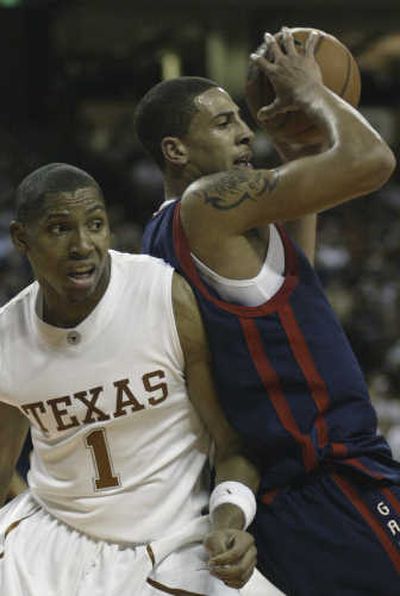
top-left (0, 163), bottom-right (260, 596)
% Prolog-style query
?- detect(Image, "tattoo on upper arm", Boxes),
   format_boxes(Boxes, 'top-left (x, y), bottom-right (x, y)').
top-left (197, 170), bottom-right (279, 211)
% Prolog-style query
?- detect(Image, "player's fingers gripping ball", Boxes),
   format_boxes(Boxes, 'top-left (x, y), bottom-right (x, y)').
top-left (245, 26), bottom-right (361, 144)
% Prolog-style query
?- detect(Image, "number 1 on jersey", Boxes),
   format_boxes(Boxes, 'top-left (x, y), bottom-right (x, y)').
top-left (85, 428), bottom-right (120, 490)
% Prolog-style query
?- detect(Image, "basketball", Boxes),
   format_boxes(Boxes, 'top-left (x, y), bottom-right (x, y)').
top-left (245, 27), bottom-right (361, 142)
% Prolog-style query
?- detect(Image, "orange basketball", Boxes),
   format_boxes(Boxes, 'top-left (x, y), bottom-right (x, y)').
top-left (245, 27), bottom-right (361, 142)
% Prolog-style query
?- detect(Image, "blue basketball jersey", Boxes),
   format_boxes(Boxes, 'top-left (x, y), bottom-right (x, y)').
top-left (142, 200), bottom-right (400, 495)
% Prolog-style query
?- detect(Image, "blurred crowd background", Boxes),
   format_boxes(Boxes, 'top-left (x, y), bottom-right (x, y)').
top-left (1, 0), bottom-right (400, 468)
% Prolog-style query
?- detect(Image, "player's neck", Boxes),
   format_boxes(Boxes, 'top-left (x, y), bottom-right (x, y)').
top-left (164, 171), bottom-right (192, 200)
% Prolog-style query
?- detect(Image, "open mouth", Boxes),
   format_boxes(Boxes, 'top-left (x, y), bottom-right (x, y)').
top-left (233, 157), bottom-right (253, 168)
top-left (67, 265), bottom-right (96, 286)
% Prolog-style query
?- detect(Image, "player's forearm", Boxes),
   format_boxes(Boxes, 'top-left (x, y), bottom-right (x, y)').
top-left (214, 452), bottom-right (259, 493)
top-left (0, 405), bottom-right (29, 507)
top-left (273, 137), bottom-right (328, 163)
top-left (298, 85), bottom-right (396, 190)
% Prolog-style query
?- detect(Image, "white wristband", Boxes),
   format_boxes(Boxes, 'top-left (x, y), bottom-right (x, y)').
top-left (209, 481), bottom-right (257, 530)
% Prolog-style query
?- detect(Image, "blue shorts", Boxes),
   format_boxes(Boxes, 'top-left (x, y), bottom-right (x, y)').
top-left (253, 469), bottom-right (400, 595)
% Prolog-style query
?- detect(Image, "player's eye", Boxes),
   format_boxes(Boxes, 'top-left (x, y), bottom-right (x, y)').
top-left (48, 223), bottom-right (69, 235)
top-left (88, 219), bottom-right (104, 232)
top-left (216, 119), bottom-right (229, 128)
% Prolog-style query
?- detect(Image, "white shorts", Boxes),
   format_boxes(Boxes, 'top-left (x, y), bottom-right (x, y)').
top-left (0, 491), bottom-right (240, 596)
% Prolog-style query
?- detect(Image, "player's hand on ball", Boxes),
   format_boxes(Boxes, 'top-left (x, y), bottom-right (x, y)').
top-left (250, 27), bottom-right (323, 123)
top-left (204, 529), bottom-right (257, 589)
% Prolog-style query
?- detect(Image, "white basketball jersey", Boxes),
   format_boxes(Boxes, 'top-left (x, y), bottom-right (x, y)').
top-left (0, 251), bottom-right (210, 544)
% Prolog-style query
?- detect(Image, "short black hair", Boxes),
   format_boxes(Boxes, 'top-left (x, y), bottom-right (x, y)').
top-left (15, 163), bottom-right (102, 223)
top-left (134, 76), bottom-right (219, 169)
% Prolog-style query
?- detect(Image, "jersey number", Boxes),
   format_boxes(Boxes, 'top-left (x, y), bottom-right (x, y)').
top-left (85, 428), bottom-right (120, 490)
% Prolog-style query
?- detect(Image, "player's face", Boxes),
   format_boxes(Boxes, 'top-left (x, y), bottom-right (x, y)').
top-left (183, 87), bottom-right (254, 177)
top-left (13, 186), bottom-right (111, 324)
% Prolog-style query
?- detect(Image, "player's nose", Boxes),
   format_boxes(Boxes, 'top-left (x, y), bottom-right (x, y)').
top-left (238, 119), bottom-right (254, 144)
top-left (69, 227), bottom-right (93, 257)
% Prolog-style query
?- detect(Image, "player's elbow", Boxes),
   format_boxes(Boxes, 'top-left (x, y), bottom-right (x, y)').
top-left (368, 142), bottom-right (396, 186)
top-left (349, 142), bottom-right (396, 195)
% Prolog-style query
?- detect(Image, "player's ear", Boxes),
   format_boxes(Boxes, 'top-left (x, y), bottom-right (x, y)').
top-left (161, 137), bottom-right (188, 167)
top-left (10, 221), bottom-right (29, 255)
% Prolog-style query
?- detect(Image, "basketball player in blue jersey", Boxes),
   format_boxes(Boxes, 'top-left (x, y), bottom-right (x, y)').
top-left (137, 29), bottom-right (400, 595)
top-left (0, 163), bottom-right (261, 595)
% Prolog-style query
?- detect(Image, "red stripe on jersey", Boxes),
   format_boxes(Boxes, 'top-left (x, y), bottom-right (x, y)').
top-left (343, 458), bottom-right (386, 480)
top-left (278, 303), bottom-right (330, 449)
top-left (332, 473), bottom-right (400, 574)
top-left (382, 488), bottom-right (400, 516)
top-left (330, 442), bottom-right (349, 457)
top-left (240, 317), bottom-right (317, 472)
